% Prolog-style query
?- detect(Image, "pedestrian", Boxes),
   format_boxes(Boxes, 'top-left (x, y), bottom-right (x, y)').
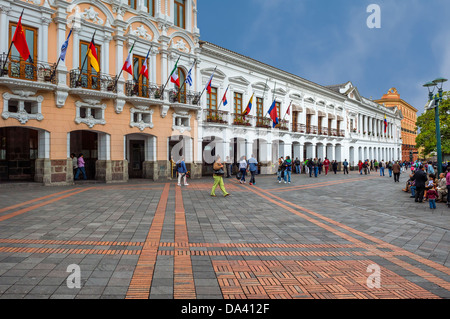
top-left (313, 158), bottom-right (319, 178)
top-left (393, 161), bottom-right (401, 182)
top-left (277, 157), bottom-right (284, 183)
top-left (374, 160), bottom-right (378, 172)
top-left (176, 157), bottom-right (189, 186)
top-left (238, 156), bottom-right (247, 184)
top-left (225, 156), bottom-right (232, 178)
top-left (70, 153), bottom-right (78, 178)
top-left (427, 162), bottom-right (435, 175)
top-left (343, 159), bottom-right (349, 175)
top-left (446, 166), bottom-right (450, 206)
top-left (307, 158), bottom-right (313, 177)
top-left (74, 153), bottom-right (87, 180)
top-left (318, 158), bottom-right (323, 175)
top-left (248, 154), bottom-right (258, 185)
top-left (411, 165), bottom-right (427, 203)
top-left (304, 159), bottom-right (309, 175)
top-left (388, 161), bottom-right (393, 177)
top-left (380, 160), bottom-right (385, 176)
top-left (427, 187), bottom-right (437, 210)
top-left (211, 156), bottom-right (229, 197)
top-left (436, 173), bottom-right (448, 202)
top-left (294, 157), bottom-right (301, 174)
top-left (283, 156), bottom-right (292, 183)
top-left (358, 160), bottom-right (363, 175)
top-left (323, 157), bottom-right (330, 175)
top-left (332, 160), bottom-right (338, 174)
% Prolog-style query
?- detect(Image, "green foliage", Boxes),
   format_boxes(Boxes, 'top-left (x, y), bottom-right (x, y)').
top-left (415, 91), bottom-right (450, 156)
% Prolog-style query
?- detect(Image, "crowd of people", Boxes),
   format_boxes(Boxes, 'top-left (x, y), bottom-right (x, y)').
top-left (402, 161), bottom-right (450, 209)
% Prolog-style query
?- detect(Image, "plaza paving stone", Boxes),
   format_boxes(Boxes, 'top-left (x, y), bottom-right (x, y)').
top-left (0, 170), bottom-right (449, 299)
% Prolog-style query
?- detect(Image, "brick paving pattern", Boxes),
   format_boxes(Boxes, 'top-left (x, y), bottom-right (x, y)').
top-left (0, 171), bottom-right (449, 299)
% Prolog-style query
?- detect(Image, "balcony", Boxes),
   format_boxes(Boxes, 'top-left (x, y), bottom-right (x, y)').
top-left (232, 113), bottom-right (252, 127)
top-left (203, 109), bottom-right (229, 125)
top-left (306, 125), bottom-right (318, 135)
top-left (255, 116), bottom-right (272, 129)
top-left (275, 119), bottom-right (289, 131)
top-left (292, 123), bottom-right (306, 133)
top-left (125, 81), bottom-right (164, 101)
top-left (0, 53), bottom-right (56, 90)
top-left (69, 69), bottom-right (116, 92)
top-left (168, 89), bottom-right (201, 106)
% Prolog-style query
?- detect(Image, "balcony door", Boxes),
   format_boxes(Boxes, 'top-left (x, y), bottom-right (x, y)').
top-left (8, 22), bottom-right (37, 81)
top-left (80, 40), bottom-right (101, 90)
top-left (133, 54), bottom-right (149, 97)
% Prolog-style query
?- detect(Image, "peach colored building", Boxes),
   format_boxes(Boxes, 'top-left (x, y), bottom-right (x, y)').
top-left (375, 88), bottom-right (418, 162)
top-left (0, 0), bottom-right (202, 184)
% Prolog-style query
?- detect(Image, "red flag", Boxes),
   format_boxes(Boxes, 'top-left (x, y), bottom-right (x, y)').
top-left (12, 13), bottom-right (32, 62)
top-left (286, 101), bottom-right (291, 116)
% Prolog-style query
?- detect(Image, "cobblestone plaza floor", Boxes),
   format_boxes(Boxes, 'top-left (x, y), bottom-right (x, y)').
top-left (0, 170), bottom-right (449, 302)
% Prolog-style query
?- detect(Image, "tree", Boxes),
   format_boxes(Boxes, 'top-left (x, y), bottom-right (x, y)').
top-left (415, 91), bottom-right (450, 157)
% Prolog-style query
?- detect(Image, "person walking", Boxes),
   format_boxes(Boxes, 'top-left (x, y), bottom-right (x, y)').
top-left (374, 160), bottom-right (378, 172)
top-left (74, 153), bottom-right (87, 180)
top-left (176, 157), bottom-right (189, 186)
top-left (380, 160), bottom-right (385, 176)
top-left (323, 157), bottom-right (330, 176)
top-left (238, 156), bottom-right (247, 184)
top-left (393, 161), bottom-right (401, 182)
top-left (304, 159), bottom-right (310, 176)
top-left (283, 156), bottom-right (292, 183)
top-left (332, 160), bottom-right (338, 174)
top-left (211, 156), bottom-right (229, 197)
top-left (343, 159), bottom-right (349, 175)
top-left (313, 158), bottom-right (319, 178)
top-left (411, 165), bottom-right (428, 203)
top-left (358, 160), bottom-right (363, 175)
top-left (248, 154), bottom-right (258, 185)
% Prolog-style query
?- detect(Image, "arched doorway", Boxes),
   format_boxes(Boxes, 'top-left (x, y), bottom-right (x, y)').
top-left (70, 131), bottom-right (98, 180)
top-left (125, 133), bottom-right (157, 179)
top-left (0, 127), bottom-right (39, 181)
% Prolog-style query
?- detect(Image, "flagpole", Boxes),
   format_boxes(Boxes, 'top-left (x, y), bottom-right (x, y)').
top-left (217, 84), bottom-right (229, 110)
top-left (197, 66), bottom-right (217, 106)
top-left (161, 55), bottom-right (181, 97)
top-left (77, 30), bottom-right (96, 85)
top-left (113, 39), bottom-right (136, 92)
top-left (177, 58), bottom-right (196, 98)
top-left (1, 9), bottom-right (24, 77)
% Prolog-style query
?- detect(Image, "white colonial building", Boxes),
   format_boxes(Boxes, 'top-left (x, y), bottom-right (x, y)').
top-left (197, 41), bottom-right (402, 174)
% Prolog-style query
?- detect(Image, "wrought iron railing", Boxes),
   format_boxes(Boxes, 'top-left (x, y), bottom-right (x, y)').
top-left (168, 89), bottom-right (201, 105)
top-left (292, 123), bottom-right (306, 133)
top-left (0, 53), bottom-right (56, 84)
top-left (306, 125), bottom-right (318, 134)
top-left (69, 69), bottom-right (116, 92)
top-left (255, 116), bottom-right (272, 129)
top-left (275, 119), bottom-right (289, 131)
top-left (125, 80), bottom-right (164, 100)
top-left (204, 109), bottom-right (228, 124)
top-left (232, 113), bottom-right (252, 127)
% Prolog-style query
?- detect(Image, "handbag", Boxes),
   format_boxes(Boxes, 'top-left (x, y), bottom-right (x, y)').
top-left (214, 168), bottom-right (224, 176)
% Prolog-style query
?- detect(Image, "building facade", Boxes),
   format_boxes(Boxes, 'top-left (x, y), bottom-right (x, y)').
top-left (375, 88), bottom-right (418, 162)
top-left (0, 0), bottom-right (402, 185)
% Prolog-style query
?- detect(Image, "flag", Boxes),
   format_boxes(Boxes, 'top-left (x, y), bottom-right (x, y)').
top-left (286, 101), bottom-right (291, 116)
top-left (122, 42), bottom-right (135, 76)
top-left (268, 100), bottom-right (279, 128)
top-left (59, 28), bottom-right (72, 62)
top-left (185, 61), bottom-right (195, 87)
top-left (242, 93), bottom-right (254, 118)
top-left (139, 49), bottom-right (150, 80)
top-left (384, 114), bottom-right (387, 133)
top-left (170, 58), bottom-right (180, 87)
top-left (87, 39), bottom-right (100, 73)
top-left (222, 87), bottom-right (228, 106)
top-left (12, 12), bottom-right (32, 62)
top-left (206, 73), bottom-right (214, 94)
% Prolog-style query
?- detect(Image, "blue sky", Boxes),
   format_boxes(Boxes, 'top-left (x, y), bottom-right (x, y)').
top-left (197, 0), bottom-right (450, 115)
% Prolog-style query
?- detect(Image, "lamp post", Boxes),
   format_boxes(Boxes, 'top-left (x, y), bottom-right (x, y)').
top-left (423, 77), bottom-right (447, 175)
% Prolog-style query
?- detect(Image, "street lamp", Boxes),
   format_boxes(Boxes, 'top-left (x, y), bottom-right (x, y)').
top-left (423, 77), bottom-right (447, 175)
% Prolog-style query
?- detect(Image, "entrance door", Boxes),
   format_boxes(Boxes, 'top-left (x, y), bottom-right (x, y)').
top-left (70, 131), bottom-right (98, 180)
top-left (129, 140), bottom-right (145, 178)
top-left (0, 127), bottom-right (37, 181)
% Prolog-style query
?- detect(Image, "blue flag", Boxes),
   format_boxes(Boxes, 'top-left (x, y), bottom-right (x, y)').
top-left (59, 28), bottom-right (72, 62)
